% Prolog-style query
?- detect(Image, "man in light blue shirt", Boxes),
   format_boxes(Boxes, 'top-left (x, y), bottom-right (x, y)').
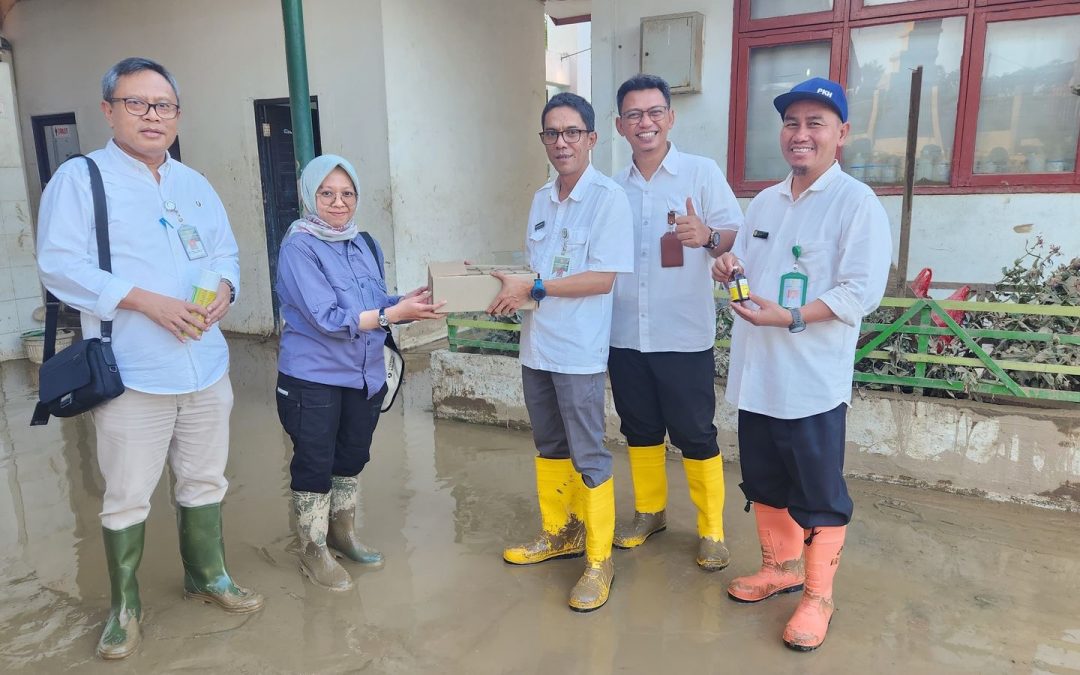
top-left (36, 57), bottom-right (262, 661)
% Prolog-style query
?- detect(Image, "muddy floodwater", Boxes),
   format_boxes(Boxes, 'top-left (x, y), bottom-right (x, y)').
top-left (1, 336), bottom-right (1078, 674)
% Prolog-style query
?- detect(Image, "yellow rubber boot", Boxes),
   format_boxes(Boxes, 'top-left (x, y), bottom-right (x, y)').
top-left (503, 457), bottom-right (585, 565)
top-left (569, 477), bottom-right (615, 612)
top-left (613, 444), bottom-right (667, 549)
top-left (683, 456), bottom-right (730, 571)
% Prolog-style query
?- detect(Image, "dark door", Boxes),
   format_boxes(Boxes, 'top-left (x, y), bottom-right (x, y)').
top-left (254, 97), bottom-right (321, 328)
top-left (31, 113), bottom-right (79, 188)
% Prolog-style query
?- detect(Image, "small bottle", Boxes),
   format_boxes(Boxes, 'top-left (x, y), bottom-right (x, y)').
top-left (189, 269), bottom-right (221, 335)
top-left (728, 268), bottom-right (750, 303)
top-left (660, 210), bottom-right (683, 268)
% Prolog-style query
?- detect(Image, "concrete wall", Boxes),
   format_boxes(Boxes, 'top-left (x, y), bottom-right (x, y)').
top-left (381, 0), bottom-right (548, 296)
top-left (431, 350), bottom-right (1080, 510)
top-left (0, 61), bottom-right (39, 359)
top-left (589, 0), bottom-right (1080, 285)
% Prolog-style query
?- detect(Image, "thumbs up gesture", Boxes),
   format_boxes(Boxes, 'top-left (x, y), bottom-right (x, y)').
top-left (674, 196), bottom-right (709, 248)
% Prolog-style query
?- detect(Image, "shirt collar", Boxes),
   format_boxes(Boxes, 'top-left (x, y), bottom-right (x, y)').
top-left (549, 163), bottom-right (597, 203)
top-left (779, 160), bottom-right (842, 199)
top-left (105, 138), bottom-right (174, 178)
top-left (626, 142), bottom-right (680, 181)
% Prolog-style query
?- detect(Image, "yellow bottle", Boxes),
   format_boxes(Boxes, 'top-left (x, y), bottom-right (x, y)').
top-left (190, 269), bottom-right (221, 334)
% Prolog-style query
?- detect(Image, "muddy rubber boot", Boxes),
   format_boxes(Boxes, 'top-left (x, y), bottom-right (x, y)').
top-left (569, 477), bottom-right (615, 612)
top-left (683, 455), bottom-right (730, 571)
top-left (613, 444), bottom-right (667, 549)
top-left (97, 522), bottom-right (144, 660)
top-left (294, 490), bottom-right (353, 591)
top-left (727, 504), bottom-right (805, 603)
top-left (783, 526), bottom-right (845, 652)
top-left (178, 503), bottom-right (264, 614)
top-left (326, 475), bottom-right (384, 568)
top-left (503, 457), bottom-right (585, 565)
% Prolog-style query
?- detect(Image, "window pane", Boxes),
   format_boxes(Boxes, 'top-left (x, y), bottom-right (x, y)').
top-left (844, 18), bottom-right (965, 186)
top-left (864, 0), bottom-right (920, 5)
top-left (751, 0), bottom-right (832, 20)
top-left (974, 14), bottom-right (1080, 175)
top-left (745, 42), bottom-right (832, 181)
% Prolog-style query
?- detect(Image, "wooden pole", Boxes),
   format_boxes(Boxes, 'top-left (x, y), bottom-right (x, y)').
top-left (896, 65), bottom-right (923, 296)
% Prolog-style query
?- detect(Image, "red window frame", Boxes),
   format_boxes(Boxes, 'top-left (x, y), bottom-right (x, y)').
top-left (728, 0), bottom-right (1080, 196)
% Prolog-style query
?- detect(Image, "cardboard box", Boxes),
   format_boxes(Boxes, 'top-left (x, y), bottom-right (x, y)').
top-left (427, 262), bottom-right (537, 314)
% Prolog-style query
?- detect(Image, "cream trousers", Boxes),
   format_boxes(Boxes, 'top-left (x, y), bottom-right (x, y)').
top-left (91, 374), bottom-right (233, 530)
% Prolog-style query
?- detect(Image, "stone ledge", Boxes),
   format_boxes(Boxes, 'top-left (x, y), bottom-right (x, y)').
top-left (431, 349), bottom-right (1080, 511)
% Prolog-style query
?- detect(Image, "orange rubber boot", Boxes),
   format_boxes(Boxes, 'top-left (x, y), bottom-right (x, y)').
top-left (783, 525), bottom-right (845, 651)
top-left (727, 504), bottom-right (805, 603)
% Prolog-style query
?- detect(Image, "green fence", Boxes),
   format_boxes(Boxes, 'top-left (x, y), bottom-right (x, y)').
top-left (447, 296), bottom-right (1080, 404)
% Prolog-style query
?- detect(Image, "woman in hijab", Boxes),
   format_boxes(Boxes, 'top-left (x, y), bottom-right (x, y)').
top-left (275, 154), bottom-right (444, 591)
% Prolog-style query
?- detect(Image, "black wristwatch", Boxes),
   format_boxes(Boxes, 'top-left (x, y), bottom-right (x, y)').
top-left (530, 276), bottom-right (547, 304)
top-left (378, 307), bottom-right (392, 331)
top-left (703, 229), bottom-right (724, 250)
top-left (788, 307), bottom-right (806, 334)
top-left (222, 278), bottom-right (236, 304)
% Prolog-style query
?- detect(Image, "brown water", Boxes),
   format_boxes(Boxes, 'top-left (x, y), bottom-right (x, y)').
top-left (1, 336), bottom-right (1078, 674)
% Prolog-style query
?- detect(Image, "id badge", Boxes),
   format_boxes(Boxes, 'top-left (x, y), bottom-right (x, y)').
top-left (778, 271), bottom-right (808, 309)
top-left (551, 255), bottom-right (571, 278)
top-left (178, 224), bottom-right (208, 260)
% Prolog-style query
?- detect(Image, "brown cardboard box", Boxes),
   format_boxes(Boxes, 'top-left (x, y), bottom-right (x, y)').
top-left (427, 262), bottom-right (537, 314)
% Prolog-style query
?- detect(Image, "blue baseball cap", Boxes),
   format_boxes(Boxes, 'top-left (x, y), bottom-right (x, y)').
top-left (773, 77), bottom-right (848, 123)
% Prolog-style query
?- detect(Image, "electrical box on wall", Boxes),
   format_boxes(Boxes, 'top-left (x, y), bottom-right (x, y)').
top-left (640, 12), bottom-right (704, 95)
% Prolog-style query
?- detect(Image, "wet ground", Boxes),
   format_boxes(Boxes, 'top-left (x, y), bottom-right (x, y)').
top-left (1, 336), bottom-right (1079, 674)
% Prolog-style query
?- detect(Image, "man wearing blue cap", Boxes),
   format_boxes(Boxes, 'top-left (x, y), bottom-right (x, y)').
top-left (712, 77), bottom-right (892, 651)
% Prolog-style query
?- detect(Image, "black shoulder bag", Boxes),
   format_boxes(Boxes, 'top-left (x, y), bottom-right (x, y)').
top-left (31, 156), bottom-right (125, 426)
top-left (359, 231), bottom-right (404, 413)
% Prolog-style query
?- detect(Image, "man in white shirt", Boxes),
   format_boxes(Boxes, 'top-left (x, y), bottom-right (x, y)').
top-left (712, 78), bottom-right (891, 651)
top-left (490, 92), bottom-right (633, 612)
top-left (36, 57), bottom-right (262, 661)
top-left (608, 74), bottom-right (743, 571)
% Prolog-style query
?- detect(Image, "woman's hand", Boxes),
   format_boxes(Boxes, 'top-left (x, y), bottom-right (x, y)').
top-left (402, 285), bottom-right (429, 300)
top-left (387, 292), bottom-right (446, 322)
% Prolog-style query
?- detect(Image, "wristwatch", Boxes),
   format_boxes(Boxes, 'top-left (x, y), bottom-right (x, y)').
top-left (378, 307), bottom-right (392, 331)
top-left (703, 229), bottom-right (724, 250)
top-left (530, 276), bottom-right (547, 304)
top-left (788, 307), bottom-right (806, 334)
top-left (222, 278), bottom-right (236, 304)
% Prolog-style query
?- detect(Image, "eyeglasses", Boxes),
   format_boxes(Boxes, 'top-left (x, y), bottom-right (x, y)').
top-left (316, 190), bottom-right (358, 204)
top-left (539, 128), bottom-right (592, 145)
top-left (107, 97), bottom-right (180, 119)
top-left (620, 106), bottom-right (670, 125)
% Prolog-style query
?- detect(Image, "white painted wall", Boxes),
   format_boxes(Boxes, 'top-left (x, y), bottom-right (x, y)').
top-left (381, 0), bottom-right (548, 293)
top-left (546, 17), bottom-right (592, 97)
top-left (590, 0), bottom-right (1080, 284)
top-left (0, 61), bottom-right (39, 359)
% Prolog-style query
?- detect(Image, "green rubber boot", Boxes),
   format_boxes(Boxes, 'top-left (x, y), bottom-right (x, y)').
top-left (97, 522), bottom-right (144, 660)
top-left (327, 475), bottom-right (384, 568)
top-left (177, 503), bottom-right (264, 614)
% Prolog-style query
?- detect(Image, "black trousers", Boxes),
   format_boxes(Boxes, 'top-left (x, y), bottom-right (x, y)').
top-left (607, 347), bottom-right (720, 460)
top-left (276, 372), bottom-right (386, 493)
top-left (737, 403), bottom-right (852, 528)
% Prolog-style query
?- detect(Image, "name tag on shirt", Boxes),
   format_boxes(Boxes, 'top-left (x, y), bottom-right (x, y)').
top-left (178, 224), bottom-right (208, 260)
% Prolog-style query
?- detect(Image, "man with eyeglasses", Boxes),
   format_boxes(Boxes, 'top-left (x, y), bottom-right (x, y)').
top-left (608, 74), bottom-right (744, 573)
top-left (36, 57), bottom-right (261, 660)
top-left (490, 92), bottom-right (632, 612)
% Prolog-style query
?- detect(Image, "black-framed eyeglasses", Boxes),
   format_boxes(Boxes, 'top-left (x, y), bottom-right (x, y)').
top-left (620, 106), bottom-right (669, 124)
top-left (106, 97), bottom-right (180, 119)
top-left (539, 128), bottom-right (592, 145)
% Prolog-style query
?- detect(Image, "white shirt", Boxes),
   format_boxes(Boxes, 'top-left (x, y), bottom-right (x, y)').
top-left (725, 162), bottom-right (892, 419)
top-left (520, 164), bottom-right (634, 374)
top-left (611, 145), bottom-right (743, 352)
top-left (37, 140), bottom-right (241, 395)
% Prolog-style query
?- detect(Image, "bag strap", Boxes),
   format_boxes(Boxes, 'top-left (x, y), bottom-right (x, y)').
top-left (359, 231), bottom-right (383, 280)
top-left (33, 155), bottom-right (112, 426)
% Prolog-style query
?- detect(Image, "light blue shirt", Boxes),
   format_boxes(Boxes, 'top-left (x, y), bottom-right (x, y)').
top-left (276, 231), bottom-right (399, 395)
top-left (36, 140), bottom-right (240, 395)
